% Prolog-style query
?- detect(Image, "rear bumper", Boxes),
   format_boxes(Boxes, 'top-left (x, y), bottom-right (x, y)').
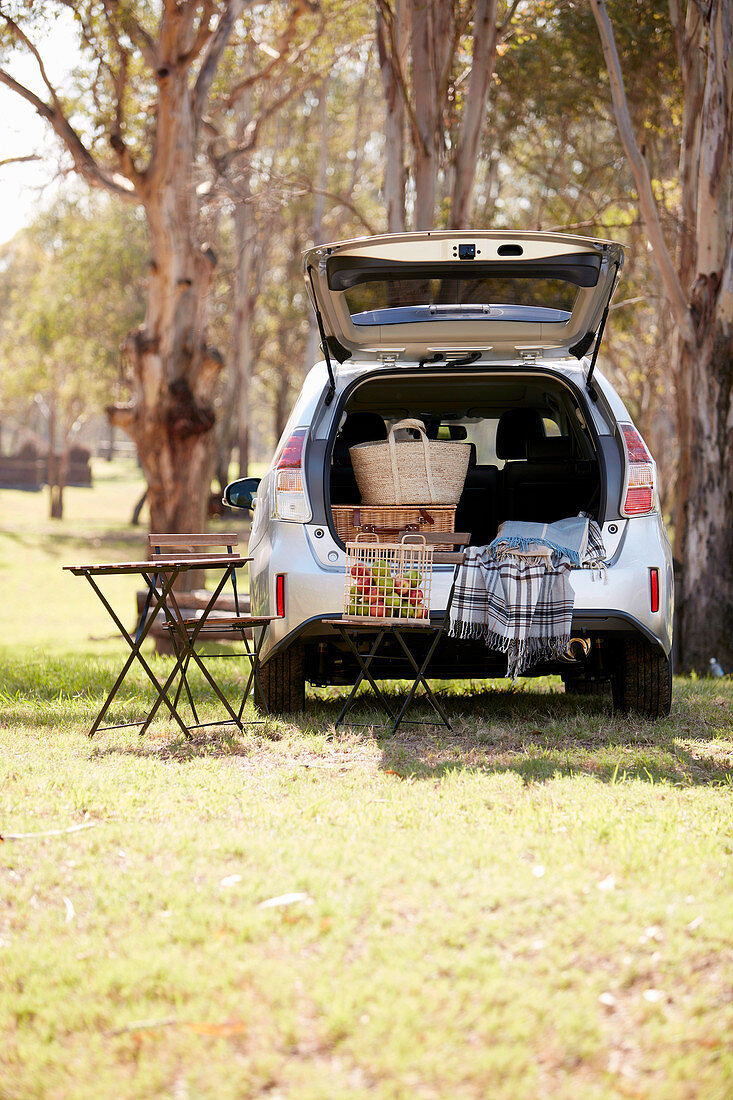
top-left (251, 513), bottom-right (673, 666)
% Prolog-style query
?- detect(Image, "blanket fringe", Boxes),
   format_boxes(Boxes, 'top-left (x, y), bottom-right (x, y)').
top-left (449, 620), bottom-right (571, 680)
top-left (490, 535), bottom-right (582, 568)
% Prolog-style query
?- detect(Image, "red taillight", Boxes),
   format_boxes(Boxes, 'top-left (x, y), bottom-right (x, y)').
top-left (625, 484), bottom-right (654, 513)
top-left (649, 568), bottom-right (659, 613)
top-left (277, 427), bottom-right (307, 469)
top-left (620, 423), bottom-right (656, 516)
top-left (276, 574), bottom-right (285, 617)
top-left (622, 426), bottom-right (651, 463)
top-left (273, 427), bottom-right (311, 521)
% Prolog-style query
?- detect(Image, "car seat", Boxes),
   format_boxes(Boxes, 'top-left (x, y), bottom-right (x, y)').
top-left (331, 412), bottom-right (388, 503)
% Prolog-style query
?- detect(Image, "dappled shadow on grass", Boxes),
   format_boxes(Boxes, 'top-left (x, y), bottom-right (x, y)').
top-left (87, 721), bottom-right (278, 762)
top-left (77, 682), bottom-right (733, 788)
top-left (300, 681), bottom-right (733, 789)
top-left (0, 525), bottom-right (145, 559)
top-left (4, 649), bottom-right (731, 787)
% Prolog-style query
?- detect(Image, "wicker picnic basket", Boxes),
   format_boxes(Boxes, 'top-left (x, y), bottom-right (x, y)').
top-left (349, 418), bottom-right (471, 506)
top-left (332, 503), bottom-right (457, 550)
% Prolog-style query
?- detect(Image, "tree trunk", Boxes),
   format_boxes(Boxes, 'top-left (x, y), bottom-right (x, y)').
top-left (108, 55), bottom-right (224, 535)
top-left (449, 0), bottom-right (499, 229)
top-left (376, 2), bottom-right (408, 232)
top-left (304, 81), bottom-right (329, 369)
top-left (592, 0), bottom-right (733, 671)
top-left (676, 330), bottom-right (733, 672)
top-left (410, 0), bottom-right (441, 229)
top-left (114, 213), bottom-right (221, 534)
top-left (48, 454), bottom-right (64, 519)
top-left (274, 375), bottom-right (290, 443)
top-left (233, 186), bottom-right (255, 480)
top-left (675, 0), bottom-right (733, 672)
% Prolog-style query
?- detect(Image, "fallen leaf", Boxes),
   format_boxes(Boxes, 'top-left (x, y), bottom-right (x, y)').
top-left (63, 897), bottom-right (75, 924)
top-left (642, 989), bottom-right (665, 1004)
top-left (258, 892), bottom-right (312, 910)
top-left (220, 875), bottom-right (242, 888)
top-left (597, 875), bottom-right (616, 892)
top-left (599, 991), bottom-right (616, 1008)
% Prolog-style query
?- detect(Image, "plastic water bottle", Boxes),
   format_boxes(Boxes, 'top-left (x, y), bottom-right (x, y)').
top-left (708, 657), bottom-right (725, 678)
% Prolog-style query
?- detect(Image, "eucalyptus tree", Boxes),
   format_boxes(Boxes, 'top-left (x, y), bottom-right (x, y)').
top-left (591, 0), bottom-right (733, 670)
top-left (0, 0), bottom-right (318, 532)
top-left (374, 0), bottom-right (520, 229)
top-left (209, 17), bottom-right (382, 478)
top-left (482, 0), bottom-right (681, 502)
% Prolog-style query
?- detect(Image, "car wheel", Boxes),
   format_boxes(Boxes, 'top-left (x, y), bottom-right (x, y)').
top-left (255, 642), bottom-right (306, 714)
top-left (610, 638), bottom-right (672, 719)
top-left (561, 674), bottom-right (610, 697)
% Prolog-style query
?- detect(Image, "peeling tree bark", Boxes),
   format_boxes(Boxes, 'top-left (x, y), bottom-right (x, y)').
top-left (0, 0), bottom-right (319, 537)
top-left (375, 0), bottom-right (505, 231)
top-left (376, 1), bottom-right (408, 232)
top-left (592, 0), bottom-right (733, 671)
top-left (449, 0), bottom-right (499, 229)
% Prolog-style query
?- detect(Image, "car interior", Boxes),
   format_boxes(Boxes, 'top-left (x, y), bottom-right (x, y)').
top-left (328, 373), bottom-right (602, 546)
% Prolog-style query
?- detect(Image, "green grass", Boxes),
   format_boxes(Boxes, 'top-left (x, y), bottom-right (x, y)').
top-left (1, 465), bottom-right (733, 1098)
top-left (0, 460), bottom-right (252, 655)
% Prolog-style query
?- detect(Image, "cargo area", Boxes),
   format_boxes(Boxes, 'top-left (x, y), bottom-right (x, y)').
top-left (327, 371), bottom-right (604, 548)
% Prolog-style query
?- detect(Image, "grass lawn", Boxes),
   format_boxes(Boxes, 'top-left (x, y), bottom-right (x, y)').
top-left (1, 466), bottom-right (732, 1099)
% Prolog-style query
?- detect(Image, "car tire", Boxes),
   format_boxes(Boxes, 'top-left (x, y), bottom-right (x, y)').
top-left (610, 638), bottom-right (672, 719)
top-left (255, 642), bottom-right (306, 714)
top-left (561, 674), bottom-right (610, 697)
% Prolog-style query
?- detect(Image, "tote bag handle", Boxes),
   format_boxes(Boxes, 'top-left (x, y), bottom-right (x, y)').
top-left (387, 418), bottom-right (437, 505)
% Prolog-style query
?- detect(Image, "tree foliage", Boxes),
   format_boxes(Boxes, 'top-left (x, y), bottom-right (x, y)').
top-left (0, 194), bottom-right (146, 437)
top-left (1, 1), bottom-right (730, 664)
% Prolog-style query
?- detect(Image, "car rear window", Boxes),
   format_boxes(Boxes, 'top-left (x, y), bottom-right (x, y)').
top-left (345, 276), bottom-right (579, 326)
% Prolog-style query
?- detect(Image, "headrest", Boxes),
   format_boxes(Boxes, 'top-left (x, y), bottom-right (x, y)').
top-left (339, 412), bottom-right (388, 444)
top-left (333, 412), bottom-right (387, 464)
top-left (526, 436), bottom-right (574, 461)
top-left (495, 408), bottom-right (546, 460)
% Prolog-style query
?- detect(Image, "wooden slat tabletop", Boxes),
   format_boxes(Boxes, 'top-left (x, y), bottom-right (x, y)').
top-left (64, 556), bottom-right (251, 575)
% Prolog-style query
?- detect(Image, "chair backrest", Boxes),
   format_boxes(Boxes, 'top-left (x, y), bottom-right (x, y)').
top-left (420, 531), bottom-right (470, 565)
top-left (148, 533), bottom-right (240, 562)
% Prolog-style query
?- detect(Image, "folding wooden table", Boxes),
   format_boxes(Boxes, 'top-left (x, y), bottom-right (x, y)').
top-left (65, 555), bottom-right (252, 737)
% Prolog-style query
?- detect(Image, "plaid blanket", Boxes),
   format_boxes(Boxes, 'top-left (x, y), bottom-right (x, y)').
top-left (490, 516), bottom-right (589, 567)
top-left (449, 515), bottom-right (607, 679)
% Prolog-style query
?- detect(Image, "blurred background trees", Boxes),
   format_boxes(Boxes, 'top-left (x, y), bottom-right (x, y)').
top-left (0, 0), bottom-right (729, 668)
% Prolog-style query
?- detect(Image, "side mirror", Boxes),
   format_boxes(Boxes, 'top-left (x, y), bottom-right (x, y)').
top-left (223, 476), bottom-right (261, 510)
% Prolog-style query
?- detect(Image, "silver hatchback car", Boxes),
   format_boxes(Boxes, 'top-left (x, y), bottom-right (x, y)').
top-left (225, 231), bottom-right (673, 718)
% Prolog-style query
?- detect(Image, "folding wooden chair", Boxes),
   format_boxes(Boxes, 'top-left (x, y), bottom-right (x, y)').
top-left (147, 533), bottom-right (279, 731)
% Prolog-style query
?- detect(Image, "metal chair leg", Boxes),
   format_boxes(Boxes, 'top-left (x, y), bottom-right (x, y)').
top-left (390, 623), bottom-right (452, 734)
top-left (334, 627), bottom-right (394, 727)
